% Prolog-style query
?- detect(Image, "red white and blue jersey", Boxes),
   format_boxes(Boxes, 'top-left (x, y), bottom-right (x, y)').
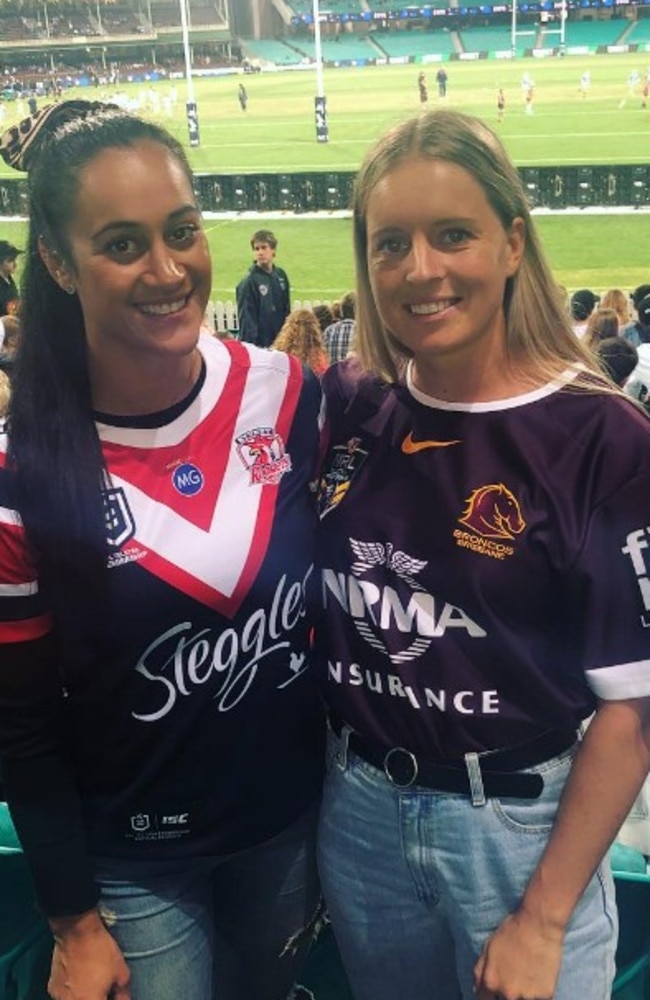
top-left (0, 335), bottom-right (324, 864)
top-left (316, 360), bottom-right (650, 759)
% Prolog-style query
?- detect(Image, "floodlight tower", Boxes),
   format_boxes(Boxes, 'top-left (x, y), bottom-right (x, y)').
top-left (313, 0), bottom-right (329, 142)
top-left (179, 0), bottom-right (200, 146)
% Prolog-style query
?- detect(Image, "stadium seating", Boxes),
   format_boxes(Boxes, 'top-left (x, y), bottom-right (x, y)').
top-left (612, 870), bottom-right (650, 998)
top-left (0, 804), bottom-right (52, 1000)
top-left (365, 0), bottom-right (449, 9)
top-left (552, 17), bottom-right (629, 48)
top-left (459, 24), bottom-right (527, 53)
top-left (98, 6), bottom-right (145, 35)
top-left (373, 27), bottom-right (458, 58)
top-left (240, 37), bottom-right (305, 64)
top-left (0, 14), bottom-right (35, 40)
top-left (625, 19), bottom-right (650, 43)
top-left (288, 0), bottom-right (365, 13)
top-left (292, 33), bottom-right (379, 62)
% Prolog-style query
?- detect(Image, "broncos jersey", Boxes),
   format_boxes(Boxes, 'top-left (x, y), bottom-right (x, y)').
top-left (316, 359), bottom-right (650, 759)
top-left (0, 335), bottom-right (324, 911)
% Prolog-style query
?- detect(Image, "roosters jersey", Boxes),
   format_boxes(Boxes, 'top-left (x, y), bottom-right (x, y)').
top-left (316, 360), bottom-right (650, 759)
top-left (0, 336), bottom-right (324, 867)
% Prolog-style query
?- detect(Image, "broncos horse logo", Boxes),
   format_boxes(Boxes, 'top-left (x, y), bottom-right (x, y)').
top-left (458, 483), bottom-right (525, 541)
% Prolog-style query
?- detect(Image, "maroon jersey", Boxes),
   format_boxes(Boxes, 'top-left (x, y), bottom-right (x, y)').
top-left (316, 360), bottom-right (650, 759)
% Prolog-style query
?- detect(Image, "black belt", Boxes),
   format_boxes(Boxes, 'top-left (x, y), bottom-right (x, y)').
top-left (329, 715), bottom-right (577, 800)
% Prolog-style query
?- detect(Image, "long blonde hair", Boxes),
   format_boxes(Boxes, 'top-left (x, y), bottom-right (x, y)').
top-left (0, 369), bottom-right (10, 418)
top-left (352, 109), bottom-right (611, 392)
top-left (272, 308), bottom-right (330, 372)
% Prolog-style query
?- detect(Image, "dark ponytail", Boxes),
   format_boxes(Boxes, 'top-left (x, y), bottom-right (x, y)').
top-left (2, 103), bottom-right (194, 584)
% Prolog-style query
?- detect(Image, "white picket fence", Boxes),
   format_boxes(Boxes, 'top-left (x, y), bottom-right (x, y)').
top-left (205, 299), bottom-right (330, 336)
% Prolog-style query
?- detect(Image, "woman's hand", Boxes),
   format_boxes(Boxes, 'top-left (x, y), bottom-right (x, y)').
top-left (473, 906), bottom-right (564, 1000)
top-left (48, 909), bottom-right (131, 1000)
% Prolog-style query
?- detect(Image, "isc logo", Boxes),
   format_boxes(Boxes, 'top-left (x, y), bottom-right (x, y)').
top-left (172, 463), bottom-right (204, 497)
top-left (161, 813), bottom-right (189, 825)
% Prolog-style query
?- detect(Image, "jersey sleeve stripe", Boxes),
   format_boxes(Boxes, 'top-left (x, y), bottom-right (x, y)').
top-left (0, 612), bottom-right (53, 644)
top-left (0, 503), bottom-right (21, 525)
top-left (0, 518), bottom-right (37, 587)
top-left (586, 661), bottom-right (650, 700)
top-left (0, 581), bottom-right (38, 597)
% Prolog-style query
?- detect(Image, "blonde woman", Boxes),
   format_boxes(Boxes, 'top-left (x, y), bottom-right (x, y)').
top-left (273, 307), bottom-right (330, 376)
top-left (316, 109), bottom-right (650, 1000)
top-left (0, 369), bottom-right (9, 417)
top-left (600, 287), bottom-right (631, 328)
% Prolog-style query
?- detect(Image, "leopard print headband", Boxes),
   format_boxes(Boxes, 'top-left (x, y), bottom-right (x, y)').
top-left (0, 99), bottom-right (118, 172)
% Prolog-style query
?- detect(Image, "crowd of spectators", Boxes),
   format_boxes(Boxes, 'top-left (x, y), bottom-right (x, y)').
top-left (568, 283), bottom-right (650, 408)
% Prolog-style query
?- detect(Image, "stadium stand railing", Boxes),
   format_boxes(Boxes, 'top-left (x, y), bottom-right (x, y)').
top-left (206, 299), bottom-right (334, 337)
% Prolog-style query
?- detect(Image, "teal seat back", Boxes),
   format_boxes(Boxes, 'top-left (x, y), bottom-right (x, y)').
top-left (612, 865), bottom-right (650, 999)
top-left (0, 803), bottom-right (52, 1000)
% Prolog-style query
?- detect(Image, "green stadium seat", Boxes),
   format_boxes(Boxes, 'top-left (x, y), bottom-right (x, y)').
top-left (0, 803), bottom-right (52, 1000)
top-left (295, 919), bottom-right (354, 1000)
top-left (611, 847), bottom-right (650, 1000)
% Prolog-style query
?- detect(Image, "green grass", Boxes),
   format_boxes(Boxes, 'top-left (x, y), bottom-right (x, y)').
top-left (3, 213), bottom-right (648, 302)
top-left (2, 52), bottom-right (650, 177)
top-left (1, 53), bottom-right (649, 299)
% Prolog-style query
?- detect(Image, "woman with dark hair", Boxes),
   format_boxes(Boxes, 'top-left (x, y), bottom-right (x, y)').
top-left (312, 302), bottom-right (335, 335)
top-left (315, 109), bottom-right (650, 1000)
top-left (622, 283), bottom-right (650, 346)
top-left (583, 306), bottom-right (620, 351)
top-left (0, 102), bottom-right (324, 1000)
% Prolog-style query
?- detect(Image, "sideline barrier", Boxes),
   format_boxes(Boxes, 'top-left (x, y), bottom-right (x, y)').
top-left (1, 165), bottom-right (649, 217)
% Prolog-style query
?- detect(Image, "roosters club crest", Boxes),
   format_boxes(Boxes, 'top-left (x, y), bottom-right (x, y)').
top-left (236, 426), bottom-right (292, 486)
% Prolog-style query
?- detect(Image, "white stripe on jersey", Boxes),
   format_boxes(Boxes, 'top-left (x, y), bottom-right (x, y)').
top-left (0, 504), bottom-right (22, 527)
top-left (96, 336), bottom-right (292, 449)
top-left (0, 581), bottom-right (38, 596)
top-left (101, 337), bottom-right (298, 601)
top-left (586, 660), bottom-right (650, 701)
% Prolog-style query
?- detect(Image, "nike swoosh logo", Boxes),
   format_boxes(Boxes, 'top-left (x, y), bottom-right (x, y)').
top-left (401, 432), bottom-right (461, 454)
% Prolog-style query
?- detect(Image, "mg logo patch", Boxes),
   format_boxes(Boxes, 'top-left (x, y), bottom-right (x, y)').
top-left (103, 486), bottom-right (136, 548)
top-left (172, 462), bottom-right (205, 496)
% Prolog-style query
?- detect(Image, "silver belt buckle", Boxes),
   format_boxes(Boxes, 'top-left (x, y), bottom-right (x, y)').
top-left (383, 746), bottom-right (419, 788)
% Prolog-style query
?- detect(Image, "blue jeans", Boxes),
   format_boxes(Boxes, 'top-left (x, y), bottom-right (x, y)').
top-left (93, 805), bottom-right (321, 1000)
top-left (318, 731), bottom-right (617, 1000)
